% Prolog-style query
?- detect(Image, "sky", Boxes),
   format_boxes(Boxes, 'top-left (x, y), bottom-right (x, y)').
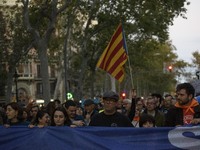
top-left (169, 0), bottom-right (200, 64)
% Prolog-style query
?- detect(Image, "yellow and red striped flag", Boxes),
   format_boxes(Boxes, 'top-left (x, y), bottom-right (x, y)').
top-left (96, 23), bottom-right (128, 82)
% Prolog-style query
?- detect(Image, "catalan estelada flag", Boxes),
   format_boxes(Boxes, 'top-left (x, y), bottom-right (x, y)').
top-left (96, 23), bottom-right (128, 82)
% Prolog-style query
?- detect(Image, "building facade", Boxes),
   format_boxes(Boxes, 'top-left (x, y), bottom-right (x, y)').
top-left (13, 53), bottom-right (59, 105)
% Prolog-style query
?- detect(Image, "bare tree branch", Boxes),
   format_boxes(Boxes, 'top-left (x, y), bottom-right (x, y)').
top-left (22, 0), bottom-right (40, 40)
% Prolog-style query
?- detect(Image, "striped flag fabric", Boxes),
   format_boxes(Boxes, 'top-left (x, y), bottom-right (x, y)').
top-left (96, 23), bottom-right (128, 82)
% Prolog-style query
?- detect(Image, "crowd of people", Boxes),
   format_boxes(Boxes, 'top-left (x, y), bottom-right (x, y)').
top-left (0, 82), bottom-right (200, 128)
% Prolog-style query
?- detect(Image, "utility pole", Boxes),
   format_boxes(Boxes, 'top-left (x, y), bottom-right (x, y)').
top-left (13, 70), bottom-right (20, 102)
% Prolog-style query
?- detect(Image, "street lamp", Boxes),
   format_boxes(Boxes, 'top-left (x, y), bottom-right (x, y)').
top-left (13, 70), bottom-right (20, 102)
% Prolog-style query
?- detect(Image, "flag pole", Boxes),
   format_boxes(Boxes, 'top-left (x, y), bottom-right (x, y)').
top-left (127, 54), bottom-right (134, 89)
top-left (121, 22), bottom-right (134, 89)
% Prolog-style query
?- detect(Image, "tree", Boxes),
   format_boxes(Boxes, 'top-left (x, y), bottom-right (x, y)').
top-left (192, 51), bottom-right (200, 70)
top-left (0, 3), bottom-right (32, 103)
top-left (63, 0), bottom-right (190, 98)
top-left (2, 0), bottom-right (190, 102)
top-left (0, 11), bottom-right (8, 98)
top-left (22, 0), bottom-right (72, 105)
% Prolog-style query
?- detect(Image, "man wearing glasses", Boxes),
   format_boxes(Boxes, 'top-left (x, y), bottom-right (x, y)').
top-left (89, 91), bottom-right (133, 127)
top-left (141, 96), bottom-right (165, 127)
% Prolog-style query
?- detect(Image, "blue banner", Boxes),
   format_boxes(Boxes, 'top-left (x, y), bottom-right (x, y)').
top-left (0, 126), bottom-right (200, 150)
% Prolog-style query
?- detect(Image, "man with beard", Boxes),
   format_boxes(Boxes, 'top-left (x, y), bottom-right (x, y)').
top-left (165, 83), bottom-right (200, 127)
top-left (89, 91), bottom-right (133, 127)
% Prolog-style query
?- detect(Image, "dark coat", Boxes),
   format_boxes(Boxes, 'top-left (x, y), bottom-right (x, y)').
top-left (165, 105), bottom-right (200, 127)
top-left (142, 109), bottom-right (165, 127)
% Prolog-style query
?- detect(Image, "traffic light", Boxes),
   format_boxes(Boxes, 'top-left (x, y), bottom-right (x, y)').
top-left (121, 92), bottom-right (126, 99)
top-left (168, 65), bottom-right (172, 72)
top-left (66, 92), bottom-right (73, 100)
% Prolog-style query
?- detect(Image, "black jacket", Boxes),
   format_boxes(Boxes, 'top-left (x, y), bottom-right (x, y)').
top-left (165, 105), bottom-right (200, 127)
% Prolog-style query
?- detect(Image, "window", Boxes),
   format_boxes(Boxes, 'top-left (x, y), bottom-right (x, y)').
top-left (50, 65), bottom-right (56, 78)
top-left (37, 65), bottom-right (41, 78)
top-left (50, 82), bottom-right (56, 94)
top-left (36, 83), bottom-right (43, 94)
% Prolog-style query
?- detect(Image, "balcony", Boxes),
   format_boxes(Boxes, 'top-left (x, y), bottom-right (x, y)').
top-left (18, 73), bottom-right (34, 80)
